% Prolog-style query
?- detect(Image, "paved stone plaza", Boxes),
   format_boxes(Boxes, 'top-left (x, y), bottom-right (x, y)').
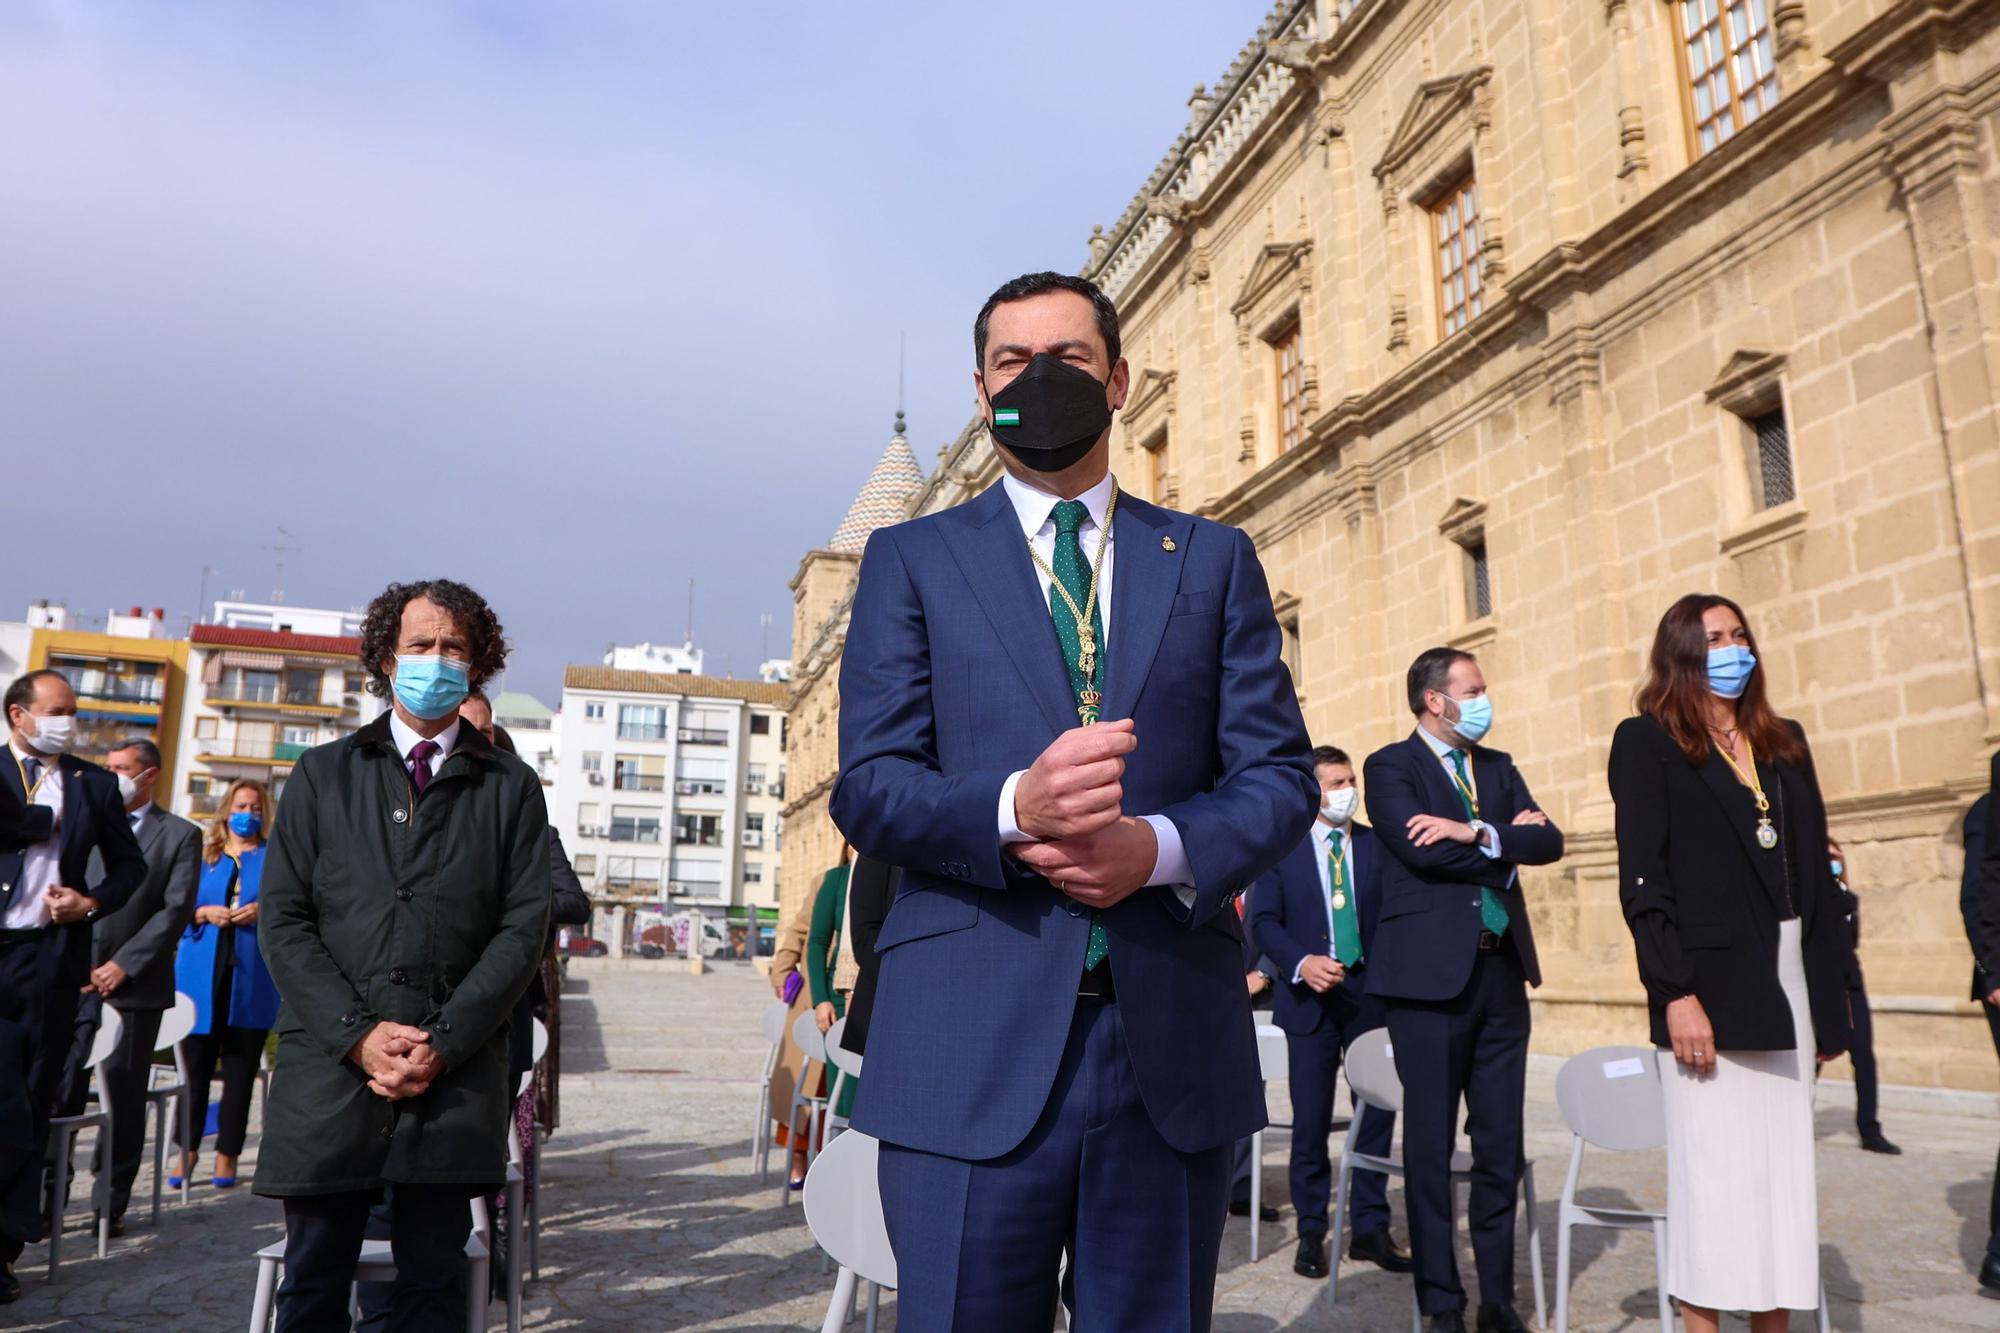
top-left (7, 960), bottom-right (2000, 1330)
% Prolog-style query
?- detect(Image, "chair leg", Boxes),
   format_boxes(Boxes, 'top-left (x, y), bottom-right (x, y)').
top-left (468, 1251), bottom-right (489, 1333)
top-left (150, 1095), bottom-right (165, 1225)
top-left (865, 1280), bottom-right (880, 1333)
top-left (248, 1254), bottom-right (279, 1333)
top-left (779, 1100), bottom-right (805, 1208)
top-left (820, 1266), bottom-right (858, 1333)
top-left (528, 1173), bottom-right (541, 1282)
top-left (1249, 1127), bottom-right (1263, 1263)
top-left (1817, 1280), bottom-right (1832, 1333)
top-left (1410, 1287), bottom-right (1423, 1333)
top-left (46, 1128), bottom-right (69, 1279)
top-left (1327, 1156), bottom-right (1352, 1306)
top-left (1522, 1162), bottom-right (1545, 1330)
top-left (1653, 1217), bottom-right (1672, 1331)
top-left (1554, 1213), bottom-right (1572, 1333)
top-left (97, 1120), bottom-right (112, 1258)
top-left (507, 1173), bottom-right (525, 1333)
top-left (179, 1090), bottom-right (192, 1206)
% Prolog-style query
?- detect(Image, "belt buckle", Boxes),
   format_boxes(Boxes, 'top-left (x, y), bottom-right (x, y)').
top-left (1477, 929), bottom-right (1502, 952)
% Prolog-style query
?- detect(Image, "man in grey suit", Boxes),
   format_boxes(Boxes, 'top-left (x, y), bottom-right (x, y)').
top-left (84, 739), bottom-right (199, 1231)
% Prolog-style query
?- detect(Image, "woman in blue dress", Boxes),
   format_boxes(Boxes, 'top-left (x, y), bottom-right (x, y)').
top-left (172, 778), bottom-right (281, 1188)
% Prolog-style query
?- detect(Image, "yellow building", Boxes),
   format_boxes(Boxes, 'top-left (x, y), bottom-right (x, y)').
top-left (785, 0), bottom-right (2000, 1090)
top-left (29, 612), bottom-right (191, 790)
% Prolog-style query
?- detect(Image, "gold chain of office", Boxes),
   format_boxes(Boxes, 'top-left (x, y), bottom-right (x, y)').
top-left (1025, 482), bottom-right (1119, 725)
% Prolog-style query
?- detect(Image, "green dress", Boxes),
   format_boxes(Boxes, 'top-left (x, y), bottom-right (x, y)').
top-left (806, 864), bottom-right (857, 1119)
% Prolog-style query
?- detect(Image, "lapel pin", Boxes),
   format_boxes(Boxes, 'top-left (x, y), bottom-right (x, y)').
top-left (1161, 535), bottom-right (1176, 551)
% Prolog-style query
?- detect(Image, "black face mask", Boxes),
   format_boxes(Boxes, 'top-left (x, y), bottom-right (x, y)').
top-left (986, 352), bottom-right (1114, 473)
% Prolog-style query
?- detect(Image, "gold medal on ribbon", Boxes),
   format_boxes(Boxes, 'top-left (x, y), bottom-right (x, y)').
top-left (1331, 892), bottom-right (1347, 910)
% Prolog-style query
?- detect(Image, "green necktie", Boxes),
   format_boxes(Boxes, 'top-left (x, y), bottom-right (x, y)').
top-left (1049, 500), bottom-right (1111, 971)
top-left (1328, 829), bottom-right (1362, 967)
top-left (1448, 750), bottom-right (1511, 937)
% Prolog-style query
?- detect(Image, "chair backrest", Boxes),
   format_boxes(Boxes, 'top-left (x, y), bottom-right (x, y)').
top-left (802, 1129), bottom-right (897, 1289)
top-left (1254, 1024), bottom-right (1288, 1082)
top-left (156, 992), bottom-right (198, 1051)
top-left (1342, 1029), bottom-right (1403, 1113)
top-left (1555, 1045), bottom-right (1666, 1152)
top-left (760, 998), bottom-right (792, 1046)
top-left (84, 1006), bottom-right (125, 1072)
top-left (531, 1016), bottom-right (549, 1069)
top-left (825, 1017), bottom-right (863, 1079)
top-left (792, 1009), bottom-right (829, 1065)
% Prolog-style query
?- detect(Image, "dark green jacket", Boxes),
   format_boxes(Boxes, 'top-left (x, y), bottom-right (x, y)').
top-left (252, 713), bottom-right (550, 1196)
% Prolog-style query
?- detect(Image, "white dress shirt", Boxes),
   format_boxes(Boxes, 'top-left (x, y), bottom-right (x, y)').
top-left (1289, 816), bottom-right (1358, 984)
top-left (1414, 726), bottom-right (1509, 876)
top-left (388, 711), bottom-right (461, 781)
top-left (993, 471), bottom-right (1194, 893)
top-left (5, 741), bottom-right (63, 929)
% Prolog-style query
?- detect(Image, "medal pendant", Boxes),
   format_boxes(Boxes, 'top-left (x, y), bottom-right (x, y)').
top-left (1077, 689), bottom-right (1102, 726)
top-left (1756, 819), bottom-right (1778, 850)
top-left (1331, 892), bottom-right (1347, 910)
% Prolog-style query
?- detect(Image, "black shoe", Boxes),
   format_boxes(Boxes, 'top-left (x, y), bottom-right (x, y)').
top-left (1860, 1129), bottom-right (1903, 1155)
top-left (1476, 1304), bottom-right (1530, 1333)
top-left (1425, 1315), bottom-right (1467, 1333)
top-left (1348, 1226), bottom-right (1415, 1273)
top-left (0, 1266), bottom-right (18, 1305)
top-left (1228, 1198), bottom-right (1280, 1222)
top-left (1980, 1252), bottom-right (2000, 1295)
top-left (1293, 1233), bottom-right (1328, 1279)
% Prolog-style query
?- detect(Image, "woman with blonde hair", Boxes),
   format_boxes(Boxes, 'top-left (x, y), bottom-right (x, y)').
top-left (171, 777), bottom-right (282, 1188)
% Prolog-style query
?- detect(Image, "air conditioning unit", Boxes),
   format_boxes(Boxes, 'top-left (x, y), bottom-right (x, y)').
top-left (741, 832), bottom-right (763, 847)
top-left (588, 772), bottom-right (604, 786)
top-left (743, 781), bottom-right (763, 795)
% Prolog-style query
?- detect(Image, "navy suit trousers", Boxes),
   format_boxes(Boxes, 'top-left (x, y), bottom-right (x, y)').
top-left (878, 997), bottom-right (1230, 1332)
top-left (1384, 945), bottom-right (1531, 1316)
top-left (1286, 989), bottom-right (1395, 1238)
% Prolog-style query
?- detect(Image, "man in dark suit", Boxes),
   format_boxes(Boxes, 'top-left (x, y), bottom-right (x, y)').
top-left (833, 270), bottom-right (1317, 1330)
top-left (0, 670), bottom-right (145, 1300)
top-left (1250, 743), bottom-right (1412, 1281)
top-left (1962, 776), bottom-right (1998, 1294)
top-left (82, 738), bottom-right (200, 1233)
top-left (1364, 648), bottom-right (1564, 1333)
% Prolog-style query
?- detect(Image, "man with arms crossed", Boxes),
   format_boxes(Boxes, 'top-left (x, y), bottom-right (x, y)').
top-left (833, 271), bottom-right (1317, 1330)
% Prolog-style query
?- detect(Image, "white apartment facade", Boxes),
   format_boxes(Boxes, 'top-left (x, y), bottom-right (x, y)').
top-left (552, 666), bottom-right (786, 920)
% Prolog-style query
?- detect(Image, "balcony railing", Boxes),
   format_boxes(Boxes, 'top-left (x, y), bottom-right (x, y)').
top-left (197, 739), bottom-right (312, 763)
top-left (617, 723), bottom-right (670, 741)
top-left (673, 832), bottom-right (723, 848)
top-left (76, 682), bottom-right (166, 705)
top-left (187, 794), bottom-right (225, 816)
top-left (668, 879), bottom-right (724, 898)
top-left (613, 774), bottom-right (665, 792)
top-left (607, 825), bottom-right (661, 844)
top-left (677, 727), bottom-right (729, 746)
top-left (208, 686), bottom-right (342, 709)
top-left (674, 779), bottom-right (727, 797)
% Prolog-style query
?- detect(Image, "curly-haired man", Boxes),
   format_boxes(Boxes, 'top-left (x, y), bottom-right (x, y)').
top-left (253, 578), bottom-right (549, 1329)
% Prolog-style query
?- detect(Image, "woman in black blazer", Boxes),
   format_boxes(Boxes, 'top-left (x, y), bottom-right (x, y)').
top-left (1609, 593), bottom-right (1850, 1333)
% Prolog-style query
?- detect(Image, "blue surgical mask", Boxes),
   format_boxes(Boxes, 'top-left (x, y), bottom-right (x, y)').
top-left (228, 812), bottom-right (262, 839)
top-left (1707, 645), bottom-right (1757, 699)
top-left (1451, 695), bottom-right (1494, 744)
top-left (393, 654), bottom-right (471, 720)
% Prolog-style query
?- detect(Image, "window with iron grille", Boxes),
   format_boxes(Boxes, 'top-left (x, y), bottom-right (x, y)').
top-left (1274, 325), bottom-right (1304, 453)
top-left (1147, 433), bottom-right (1171, 502)
top-left (1467, 541), bottom-right (1493, 620)
top-left (1675, 0), bottom-right (1778, 156)
top-left (1431, 176), bottom-right (1484, 337)
top-left (1750, 407), bottom-right (1795, 508)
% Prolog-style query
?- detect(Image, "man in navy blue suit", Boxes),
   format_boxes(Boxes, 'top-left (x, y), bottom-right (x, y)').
top-left (832, 270), bottom-right (1317, 1331)
top-left (0, 670), bottom-right (145, 1301)
top-left (1249, 743), bottom-right (1413, 1281)
top-left (1363, 648), bottom-right (1563, 1333)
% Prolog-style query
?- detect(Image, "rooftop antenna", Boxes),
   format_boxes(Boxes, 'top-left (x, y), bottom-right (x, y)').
top-left (192, 564), bottom-right (216, 631)
top-left (895, 331), bottom-right (906, 438)
top-left (265, 528), bottom-right (297, 604)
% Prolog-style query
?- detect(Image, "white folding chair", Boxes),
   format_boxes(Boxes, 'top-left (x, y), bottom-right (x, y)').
top-left (47, 1006), bottom-right (124, 1277)
top-left (1247, 1023), bottom-right (1292, 1263)
top-left (503, 1014), bottom-right (551, 1319)
top-left (1329, 1029), bottom-right (1546, 1330)
top-left (752, 998), bottom-right (792, 1182)
top-left (824, 1017), bottom-right (863, 1142)
top-left (802, 1129), bottom-right (897, 1333)
top-left (246, 1196), bottom-right (492, 1332)
top-left (143, 992), bottom-right (199, 1219)
top-left (780, 1011), bottom-right (832, 1208)
top-left (524, 1015), bottom-right (549, 1283)
top-left (1552, 1046), bottom-right (1671, 1333)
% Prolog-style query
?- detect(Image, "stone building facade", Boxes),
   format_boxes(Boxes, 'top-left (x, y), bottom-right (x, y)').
top-left (783, 0), bottom-right (2000, 1089)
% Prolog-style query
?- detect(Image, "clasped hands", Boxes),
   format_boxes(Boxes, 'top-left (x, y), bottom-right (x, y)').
top-left (348, 1022), bottom-right (442, 1101)
top-left (1405, 805), bottom-right (1549, 848)
top-left (193, 902), bottom-right (259, 928)
top-left (1006, 719), bottom-right (1158, 911)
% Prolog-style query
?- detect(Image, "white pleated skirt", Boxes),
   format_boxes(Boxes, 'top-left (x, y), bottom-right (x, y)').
top-left (1659, 917), bottom-right (1819, 1313)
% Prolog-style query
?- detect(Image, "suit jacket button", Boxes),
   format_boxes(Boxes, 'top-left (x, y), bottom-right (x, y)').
top-left (436, 1020), bottom-right (451, 1034)
top-left (392, 809), bottom-right (408, 824)
top-left (340, 1011), bottom-right (357, 1027)
top-left (396, 889), bottom-right (414, 903)
top-left (388, 967), bottom-right (408, 986)
top-left (1067, 902), bottom-right (1084, 917)
top-left (380, 1124), bottom-right (394, 1141)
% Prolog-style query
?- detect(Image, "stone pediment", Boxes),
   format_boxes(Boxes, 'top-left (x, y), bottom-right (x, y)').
top-left (1230, 239), bottom-right (1313, 324)
top-left (1374, 67), bottom-right (1493, 186)
top-left (1437, 496), bottom-right (1488, 543)
top-left (1124, 366), bottom-right (1178, 442)
top-left (1704, 349), bottom-right (1788, 410)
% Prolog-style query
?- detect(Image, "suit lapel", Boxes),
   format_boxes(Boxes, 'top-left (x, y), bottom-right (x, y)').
top-left (134, 806), bottom-right (167, 858)
top-left (58, 756), bottom-right (89, 858)
top-left (0, 750), bottom-right (24, 805)
top-left (1406, 732), bottom-right (1465, 817)
top-left (936, 483), bottom-right (1076, 736)
top-left (1101, 497), bottom-right (1191, 721)
top-left (1696, 750), bottom-right (1784, 903)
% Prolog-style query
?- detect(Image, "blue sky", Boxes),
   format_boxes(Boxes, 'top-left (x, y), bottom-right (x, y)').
top-left (0, 0), bottom-right (1277, 700)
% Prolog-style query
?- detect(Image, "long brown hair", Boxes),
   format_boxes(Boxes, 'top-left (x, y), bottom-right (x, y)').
top-left (203, 778), bottom-right (270, 866)
top-left (1634, 593), bottom-right (1805, 767)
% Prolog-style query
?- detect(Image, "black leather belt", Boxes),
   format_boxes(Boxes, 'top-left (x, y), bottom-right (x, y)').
top-left (1477, 930), bottom-right (1505, 953)
top-left (1078, 967), bottom-right (1116, 1001)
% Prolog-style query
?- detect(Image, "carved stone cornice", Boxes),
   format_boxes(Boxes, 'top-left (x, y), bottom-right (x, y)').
top-left (1881, 84), bottom-right (1982, 198)
top-left (1541, 323), bottom-right (1603, 405)
top-left (1372, 65), bottom-right (1494, 187)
